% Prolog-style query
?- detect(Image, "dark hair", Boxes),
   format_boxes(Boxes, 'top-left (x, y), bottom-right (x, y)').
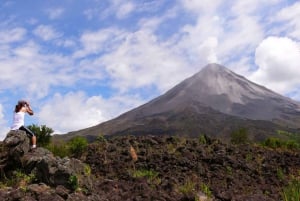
top-left (14, 100), bottom-right (27, 113)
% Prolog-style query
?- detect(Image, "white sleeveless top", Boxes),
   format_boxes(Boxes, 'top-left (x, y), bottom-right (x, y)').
top-left (11, 112), bottom-right (25, 130)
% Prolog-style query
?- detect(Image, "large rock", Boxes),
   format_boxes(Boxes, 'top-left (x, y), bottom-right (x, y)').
top-left (3, 130), bottom-right (31, 166)
top-left (1, 130), bottom-right (92, 191)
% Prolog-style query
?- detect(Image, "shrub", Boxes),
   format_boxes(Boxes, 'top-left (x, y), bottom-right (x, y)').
top-left (68, 136), bottom-right (88, 158)
top-left (46, 142), bottom-right (70, 158)
top-left (230, 128), bottom-right (249, 145)
top-left (27, 124), bottom-right (54, 147)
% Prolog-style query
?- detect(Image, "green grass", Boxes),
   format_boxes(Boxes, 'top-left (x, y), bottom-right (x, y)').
top-left (261, 137), bottom-right (300, 150)
top-left (282, 179), bottom-right (300, 201)
top-left (132, 169), bottom-right (159, 183)
top-left (179, 180), bottom-right (195, 195)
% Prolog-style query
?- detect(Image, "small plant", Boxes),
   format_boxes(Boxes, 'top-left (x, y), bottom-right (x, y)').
top-left (198, 134), bottom-right (207, 145)
top-left (84, 164), bottom-right (91, 176)
top-left (282, 179), bottom-right (300, 201)
top-left (277, 168), bottom-right (285, 181)
top-left (96, 134), bottom-right (107, 143)
top-left (179, 180), bottom-right (195, 195)
top-left (69, 175), bottom-right (79, 191)
top-left (132, 169), bottom-right (159, 183)
top-left (200, 183), bottom-right (212, 198)
top-left (226, 166), bottom-right (233, 175)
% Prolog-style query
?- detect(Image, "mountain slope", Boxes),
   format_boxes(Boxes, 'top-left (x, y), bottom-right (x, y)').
top-left (57, 63), bottom-right (300, 141)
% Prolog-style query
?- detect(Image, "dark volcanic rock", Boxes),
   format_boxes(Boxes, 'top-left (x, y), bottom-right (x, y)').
top-left (1, 133), bottom-right (299, 200)
top-left (85, 135), bottom-right (300, 201)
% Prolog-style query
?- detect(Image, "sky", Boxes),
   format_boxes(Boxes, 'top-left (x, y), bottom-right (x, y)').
top-left (0, 0), bottom-right (300, 140)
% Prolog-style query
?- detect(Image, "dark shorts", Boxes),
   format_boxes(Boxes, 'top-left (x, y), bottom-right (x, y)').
top-left (19, 126), bottom-right (35, 137)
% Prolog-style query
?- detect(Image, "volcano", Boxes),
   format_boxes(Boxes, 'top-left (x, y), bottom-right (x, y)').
top-left (59, 63), bottom-right (300, 142)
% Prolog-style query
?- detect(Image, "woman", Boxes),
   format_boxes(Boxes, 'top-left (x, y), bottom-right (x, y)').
top-left (11, 100), bottom-right (37, 149)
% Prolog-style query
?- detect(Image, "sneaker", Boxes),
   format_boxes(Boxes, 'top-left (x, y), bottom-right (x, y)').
top-left (29, 147), bottom-right (37, 152)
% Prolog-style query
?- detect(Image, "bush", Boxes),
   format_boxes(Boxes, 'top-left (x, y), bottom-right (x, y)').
top-left (68, 136), bottom-right (88, 158)
top-left (46, 141), bottom-right (70, 158)
top-left (27, 124), bottom-right (53, 147)
top-left (230, 128), bottom-right (249, 145)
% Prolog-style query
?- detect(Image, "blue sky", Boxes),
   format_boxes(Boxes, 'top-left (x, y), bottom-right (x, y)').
top-left (0, 0), bottom-right (300, 140)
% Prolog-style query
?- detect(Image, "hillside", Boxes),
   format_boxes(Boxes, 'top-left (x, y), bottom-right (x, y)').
top-left (56, 63), bottom-right (300, 142)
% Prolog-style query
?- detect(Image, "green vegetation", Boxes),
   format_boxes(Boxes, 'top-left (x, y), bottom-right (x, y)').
top-left (230, 128), bottom-right (249, 145)
top-left (96, 134), bottom-right (107, 143)
top-left (132, 169), bottom-right (159, 183)
top-left (27, 124), bottom-right (54, 147)
top-left (67, 136), bottom-right (88, 158)
top-left (261, 137), bottom-right (300, 150)
top-left (84, 164), bottom-right (91, 176)
top-left (200, 183), bottom-right (212, 198)
top-left (198, 134), bottom-right (207, 144)
top-left (68, 175), bottom-right (79, 191)
top-left (179, 180), bottom-right (195, 195)
top-left (277, 168), bottom-right (285, 181)
top-left (282, 179), bottom-right (300, 201)
top-left (46, 141), bottom-right (70, 158)
top-left (0, 169), bottom-right (36, 190)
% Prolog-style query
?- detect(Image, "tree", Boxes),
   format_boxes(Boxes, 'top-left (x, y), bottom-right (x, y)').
top-left (27, 124), bottom-right (54, 147)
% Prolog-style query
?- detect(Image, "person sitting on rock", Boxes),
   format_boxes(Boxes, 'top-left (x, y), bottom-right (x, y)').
top-left (11, 100), bottom-right (37, 149)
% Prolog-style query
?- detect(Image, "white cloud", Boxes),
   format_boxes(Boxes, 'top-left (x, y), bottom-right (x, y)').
top-left (73, 28), bottom-right (123, 58)
top-left (0, 41), bottom-right (76, 98)
top-left (116, 2), bottom-right (135, 19)
top-left (179, 0), bottom-right (222, 13)
top-left (37, 91), bottom-right (144, 134)
top-left (46, 8), bottom-right (64, 19)
top-left (0, 104), bottom-right (9, 140)
top-left (101, 29), bottom-right (191, 93)
top-left (275, 2), bottom-right (300, 38)
top-left (251, 36), bottom-right (300, 94)
top-left (33, 25), bottom-right (62, 41)
top-left (0, 27), bottom-right (26, 44)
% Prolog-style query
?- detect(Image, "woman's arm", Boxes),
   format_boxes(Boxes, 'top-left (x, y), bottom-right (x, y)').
top-left (25, 102), bottom-right (34, 115)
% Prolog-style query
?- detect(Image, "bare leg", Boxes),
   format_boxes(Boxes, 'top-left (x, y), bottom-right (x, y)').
top-left (32, 136), bottom-right (37, 146)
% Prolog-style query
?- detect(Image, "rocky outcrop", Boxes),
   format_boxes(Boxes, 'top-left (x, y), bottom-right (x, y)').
top-left (1, 130), bottom-right (92, 191)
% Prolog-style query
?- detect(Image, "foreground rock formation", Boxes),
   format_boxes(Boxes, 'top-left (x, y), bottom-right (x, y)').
top-left (0, 131), bottom-right (299, 200)
top-left (0, 130), bottom-right (93, 200)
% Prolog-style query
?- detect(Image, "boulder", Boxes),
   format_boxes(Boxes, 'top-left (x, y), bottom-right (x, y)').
top-left (1, 130), bottom-right (93, 191)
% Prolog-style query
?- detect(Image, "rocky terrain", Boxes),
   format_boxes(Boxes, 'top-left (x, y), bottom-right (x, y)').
top-left (0, 131), bottom-right (299, 200)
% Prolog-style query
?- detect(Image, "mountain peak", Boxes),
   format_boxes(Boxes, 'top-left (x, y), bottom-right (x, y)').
top-left (62, 63), bottom-right (300, 141)
top-left (202, 63), bottom-right (226, 71)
